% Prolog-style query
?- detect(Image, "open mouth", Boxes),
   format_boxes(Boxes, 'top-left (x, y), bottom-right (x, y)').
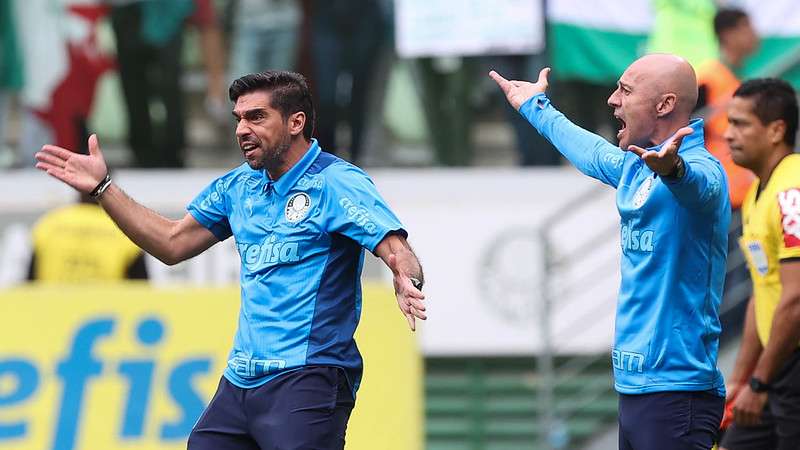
top-left (615, 115), bottom-right (627, 139)
top-left (241, 143), bottom-right (258, 155)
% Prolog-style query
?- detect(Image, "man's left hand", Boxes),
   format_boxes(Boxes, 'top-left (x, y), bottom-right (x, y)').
top-left (387, 253), bottom-right (426, 331)
top-left (627, 126), bottom-right (692, 176)
top-left (732, 387), bottom-right (768, 427)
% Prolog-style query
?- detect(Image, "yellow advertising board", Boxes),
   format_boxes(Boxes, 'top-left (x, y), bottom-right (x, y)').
top-left (0, 283), bottom-right (421, 450)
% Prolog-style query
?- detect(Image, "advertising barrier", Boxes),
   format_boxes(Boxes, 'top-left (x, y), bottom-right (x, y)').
top-left (0, 283), bottom-right (421, 450)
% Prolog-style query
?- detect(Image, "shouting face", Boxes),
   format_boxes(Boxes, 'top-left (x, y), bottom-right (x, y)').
top-left (607, 63), bottom-right (661, 150)
top-left (232, 90), bottom-right (292, 171)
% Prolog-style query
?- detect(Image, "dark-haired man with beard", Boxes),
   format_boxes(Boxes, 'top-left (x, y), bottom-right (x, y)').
top-left (34, 70), bottom-right (426, 450)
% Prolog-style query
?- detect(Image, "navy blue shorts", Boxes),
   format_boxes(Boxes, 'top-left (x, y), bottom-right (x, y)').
top-left (188, 366), bottom-right (354, 450)
top-left (618, 390), bottom-right (724, 450)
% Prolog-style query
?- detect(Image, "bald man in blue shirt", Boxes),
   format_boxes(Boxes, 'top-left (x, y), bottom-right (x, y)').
top-left (492, 54), bottom-right (730, 450)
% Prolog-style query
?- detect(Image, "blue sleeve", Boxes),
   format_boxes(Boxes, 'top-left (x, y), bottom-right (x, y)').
top-left (187, 177), bottom-right (233, 241)
top-left (661, 152), bottom-right (728, 213)
top-left (519, 94), bottom-right (626, 188)
top-left (322, 163), bottom-right (407, 252)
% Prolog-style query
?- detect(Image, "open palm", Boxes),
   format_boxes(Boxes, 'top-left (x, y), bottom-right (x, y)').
top-left (35, 134), bottom-right (108, 193)
top-left (489, 67), bottom-right (551, 110)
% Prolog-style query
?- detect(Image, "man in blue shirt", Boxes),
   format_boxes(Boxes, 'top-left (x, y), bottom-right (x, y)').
top-left (491, 54), bottom-right (730, 450)
top-left (34, 71), bottom-right (426, 450)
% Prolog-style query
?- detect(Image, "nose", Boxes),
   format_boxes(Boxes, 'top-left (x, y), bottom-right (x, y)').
top-left (723, 124), bottom-right (734, 143)
top-left (607, 90), bottom-right (620, 108)
top-left (236, 120), bottom-right (251, 138)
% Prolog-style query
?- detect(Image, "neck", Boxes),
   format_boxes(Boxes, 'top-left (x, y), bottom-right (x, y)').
top-left (266, 138), bottom-right (312, 181)
top-left (754, 146), bottom-right (792, 188)
top-left (650, 116), bottom-right (692, 147)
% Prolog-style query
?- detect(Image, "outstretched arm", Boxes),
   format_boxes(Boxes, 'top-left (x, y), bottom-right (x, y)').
top-left (35, 135), bottom-right (219, 265)
top-left (490, 69), bottom-right (626, 187)
top-left (374, 233), bottom-right (426, 331)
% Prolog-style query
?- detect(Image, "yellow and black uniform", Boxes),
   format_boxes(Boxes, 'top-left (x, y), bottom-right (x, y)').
top-left (29, 203), bottom-right (147, 282)
top-left (722, 154), bottom-right (800, 449)
top-left (740, 154), bottom-right (800, 346)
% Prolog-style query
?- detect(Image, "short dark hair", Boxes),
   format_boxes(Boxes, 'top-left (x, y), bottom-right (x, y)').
top-left (733, 78), bottom-right (799, 147)
top-left (229, 71), bottom-right (315, 140)
top-left (714, 8), bottom-right (749, 39)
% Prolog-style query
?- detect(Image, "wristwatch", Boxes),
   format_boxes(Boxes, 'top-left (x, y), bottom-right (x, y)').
top-left (749, 376), bottom-right (772, 393)
top-left (664, 156), bottom-right (686, 179)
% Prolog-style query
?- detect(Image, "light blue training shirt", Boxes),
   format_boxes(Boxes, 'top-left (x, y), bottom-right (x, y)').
top-left (188, 140), bottom-right (406, 392)
top-left (520, 94), bottom-right (730, 395)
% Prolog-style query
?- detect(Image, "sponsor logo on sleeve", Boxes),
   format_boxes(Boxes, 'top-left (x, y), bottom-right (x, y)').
top-left (603, 153), bottom-right (624, 169)
top-left (339, 197), bottom-right (378, 234)
top-left (778, 188), bottom-right (800, 248)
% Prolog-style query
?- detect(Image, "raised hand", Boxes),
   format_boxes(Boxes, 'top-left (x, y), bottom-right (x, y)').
top-left (387, 252), bottom-right (427, 331)
top-left (35, 134), bottom-right (109, 193)
top-left (489, 67), bottom-right (551, 111)
top-left (627, 127), bottom-right (693, 176)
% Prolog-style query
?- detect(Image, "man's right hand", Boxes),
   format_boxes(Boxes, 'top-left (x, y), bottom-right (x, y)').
top-left (489, 67), bottom-right (551, 111)
top-left (35, 134), bottom-right (109, 193)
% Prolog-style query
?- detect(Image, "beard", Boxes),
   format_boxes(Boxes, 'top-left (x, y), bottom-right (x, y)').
top-left (246, 131), bottom-right (292, 171)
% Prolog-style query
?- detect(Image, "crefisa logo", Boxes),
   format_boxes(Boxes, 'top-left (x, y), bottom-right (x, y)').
top-left (0, 317), bottom-right (213, 450)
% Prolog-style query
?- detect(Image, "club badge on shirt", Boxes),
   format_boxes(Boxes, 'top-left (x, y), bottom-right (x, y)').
top-left (633, 177), bottom-right (654, 209)
top-left (285, 192), bottom-right (311, 223)
top-left (778, 188), bottom-right (800, 248)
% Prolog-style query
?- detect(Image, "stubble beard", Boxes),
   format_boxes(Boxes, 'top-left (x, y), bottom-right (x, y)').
top-left (248, 132), bottom-right (292, 171)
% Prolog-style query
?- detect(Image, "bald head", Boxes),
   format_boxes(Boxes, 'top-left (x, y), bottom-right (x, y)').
top-left (627, 54), bottom-right (698, 117)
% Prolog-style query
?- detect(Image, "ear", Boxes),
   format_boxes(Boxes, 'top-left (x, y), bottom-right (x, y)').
top-left (287, 111), bottom-right (306, 137)
top-left (656, 93), bottom-right (677, 117)
top-left (766, 119), bottom-right (787, 146)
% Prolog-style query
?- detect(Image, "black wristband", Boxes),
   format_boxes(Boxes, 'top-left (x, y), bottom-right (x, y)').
top-left (89, 173), bottom-right (112, 198)
top-left (749, 376), bottom-right (772, 393)
top-left (664, 156), bottom-right (686, 179)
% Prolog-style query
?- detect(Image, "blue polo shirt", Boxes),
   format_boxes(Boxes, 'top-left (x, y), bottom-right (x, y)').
top-left (520, 94), bottom-right (730, 396)
top-left (187, 140), bottom-right (406, 391)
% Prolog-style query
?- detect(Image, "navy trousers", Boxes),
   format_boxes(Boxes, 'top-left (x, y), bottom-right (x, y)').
top-left (618, 390), bottom-right (724, 450)
top-left (188, 366), bottom-right (354, 450)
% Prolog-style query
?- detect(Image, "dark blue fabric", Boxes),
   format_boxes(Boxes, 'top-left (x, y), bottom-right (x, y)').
top-left (618, 391), bottom-right (723, 450)
top-left (307, 151), bottom-right (339, 175)
top-left (188, 367), bottom-right (354, 450)
top-left (306, 233), bottom-right (363, 394)
top-left (208, 219), bottom-right (232, 241)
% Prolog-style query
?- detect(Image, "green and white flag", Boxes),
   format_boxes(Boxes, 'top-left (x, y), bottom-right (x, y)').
top-left (737, 0), bottom-right (800, 84)
top-left (547, 0), bottom-right (654, 84)
top-left (547, 0), bottom-right (800, 86)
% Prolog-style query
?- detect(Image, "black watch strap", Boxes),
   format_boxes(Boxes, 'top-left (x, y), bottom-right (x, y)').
top-left (749, 376), bottom-right (772, 393)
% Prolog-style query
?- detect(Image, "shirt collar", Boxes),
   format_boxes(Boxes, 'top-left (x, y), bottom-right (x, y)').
top-left (267, 139), bottom-right (321, 195)
top-left (647, 118), bottom-right (705, 152)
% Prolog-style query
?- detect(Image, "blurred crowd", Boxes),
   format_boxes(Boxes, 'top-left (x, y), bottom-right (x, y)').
top-left (0, 0), bottom-right (795, 171)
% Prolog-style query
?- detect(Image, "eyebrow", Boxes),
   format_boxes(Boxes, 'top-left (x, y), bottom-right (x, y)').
top-left (231, 107), bottom-right (268, 119)
top-left (618, 80), bottom-right (632, 91)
